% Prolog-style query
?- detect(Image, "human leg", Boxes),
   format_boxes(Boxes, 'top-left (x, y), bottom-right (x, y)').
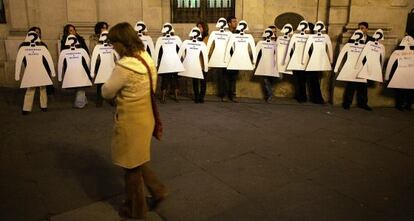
top-left (294, 70), bottom-right (307, 103)
top-left (39, 86), bottom-right (48, 111)
top-left (23, 87), bottom-right (36, 114)
top-left (343, 82), bottom-right (356, 109)
top-left (122, 167), bottom-right (148, 219)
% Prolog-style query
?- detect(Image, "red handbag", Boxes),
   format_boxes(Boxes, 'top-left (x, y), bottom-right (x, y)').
top-left (135, 54), bottom-right (163, 140)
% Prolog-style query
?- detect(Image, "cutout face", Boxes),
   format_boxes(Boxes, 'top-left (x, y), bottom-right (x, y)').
top-left (400, 36), bottom-right (414, 46)
top-left (25, 31), bottom-right (40, 43)
top-left (350, 30), bottom-right (365, 44)
top-left (99, 31), bottom-right (109, 42)
top-left (135, 21), bottom-right (147, 33)
top-left (373, 29), bottom-right (384, 41)
top-left (281, 24), bottom-right (293, 35)
top-left (216, 17), bottom-right (228, 29)
top-left (236, 20), bottom-right (248, 32)
top-left (314, 21), bottom-right (325, 32)
top-left (65, 34), bottom-right (79, 47)
top-left (262, 28), bottom-right (275, 39)
top-left (162, 23), bottom-right (174, 34)
top-left (189, 27), bottom-right (201, 40)
top-left (297, 20), bottom-right (310, 32)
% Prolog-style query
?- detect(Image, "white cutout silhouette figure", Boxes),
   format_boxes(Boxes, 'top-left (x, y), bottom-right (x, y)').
top-left (225, 20), bottom-right (256, 70)
top-left (335, 30), bottom-right (367, 83)
top-left (356, 29), bottom-right (386, 82)
top-left (154, 23), bottom-right (185, 74)
top-left (178, 27), bottom-right (208, 79)
top-left (58, 34), bottom-right (92, 88)
top-left (206, 17), bottom-right (232, 68)
top-left (254, 28), bottom-right (279, 77)
top-left (15, 31), bottom-right (55, 88)
top-left (135, 21), bottom-right (156, 62)
top-left (90, 31), bottom-right (119, 84)
top-left (385, 36), bottom-right (414, 89)
top-left (276, 24), bottom-right (293, 75)
top-left (285, 20), bottom-right (310, 71)
top-left (303, 21), bottom-right (333, 71)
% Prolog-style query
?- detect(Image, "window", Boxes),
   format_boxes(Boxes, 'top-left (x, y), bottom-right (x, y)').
top-left (171, 0), bottom-right (235, 23)
top-left (274, 12), bottom-right (304, 30)
top-left (0, 0), bottom-right (6, 23)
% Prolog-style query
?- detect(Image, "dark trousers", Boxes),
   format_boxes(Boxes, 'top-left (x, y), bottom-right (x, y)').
top-left (96, 84), bottom-right (103, 104)
top-left (395, 89), bottom-right (413, 108)
top-left (161, 73), bottom-right (179, 91)
top-left (219, 69), bottom-right (239, 99)
top-left (263, 77), bottom-right (277, 99)
top-left (46, 85), bottom-right (55, 95)
top-left (343, 82), bottom-right (368, 106)
top-left (192, 72), bottom-right (206, 101)
top-left (293, 70), bottom-right (324, 103)
top-left (123, 163), bottom-right (167, 219)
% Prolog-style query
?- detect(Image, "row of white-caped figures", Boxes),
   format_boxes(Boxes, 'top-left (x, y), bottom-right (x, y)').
top-left (15, 18), bottom-right (335, 89)
top-left (335, 29), bottom-right (414, 89)
top-left (15, 30), bottom-right (119, 89)
top-left (145, 19), bottom-right (411, 90)
top-left (135, 19), bottom-right (337, 79)
top-left (16, 18), bottom-right (404, 87)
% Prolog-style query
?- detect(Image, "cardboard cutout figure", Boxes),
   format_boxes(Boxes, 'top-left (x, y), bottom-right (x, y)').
top-left (335, 30), bottom-right (367, 82)
top-left (154, 23), bottom-right (185, 74)
top-left (285, 20), bottom-right (310, 71)
top-left (135, 21), bottom-right (156, 62)
top-left (225, 20), bottom-right (257, 70)
top-left (276, 24), bottom-right (293, 75)
top-left (254, 28), bottom-right (279, 77)
top-left (303, 21), bottom-right (333, 71)
top-left (178, 27), bottom-right (208, 79)
top-left (15, 31), bottom-right (55, 88)
top-left (90, 31), bottom-right (119, 84)
top-left (385, 36), bottom-right (414, 89)
top-left (15, 31), bottom-right (56, 113)
top-left (58, 34), bottom-right (92, 88)
top-left (356, 29), bottom-right (386, 82)
top-left (206, 17), bottom-right (232, 68)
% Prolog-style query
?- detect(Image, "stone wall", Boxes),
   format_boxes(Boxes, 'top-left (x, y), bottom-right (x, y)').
top-left (0, 0), bottom-right (413, 106)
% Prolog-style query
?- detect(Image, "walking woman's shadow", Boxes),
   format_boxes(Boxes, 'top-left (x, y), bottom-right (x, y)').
top-left (55, 142), bottom-right (124, 212)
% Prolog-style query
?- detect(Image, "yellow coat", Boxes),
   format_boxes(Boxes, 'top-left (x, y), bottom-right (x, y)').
top-left (102, 51), bottom-right (157, 169)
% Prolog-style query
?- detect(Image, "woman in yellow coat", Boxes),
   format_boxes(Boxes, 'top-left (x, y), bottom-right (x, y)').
top-left (102, 22), bottom-right (167, 220)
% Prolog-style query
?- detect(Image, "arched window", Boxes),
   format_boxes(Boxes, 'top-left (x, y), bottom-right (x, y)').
top-left (172, 0), bottom-right (235, 23)
top-left (274, 12), bottom-right (304, 30)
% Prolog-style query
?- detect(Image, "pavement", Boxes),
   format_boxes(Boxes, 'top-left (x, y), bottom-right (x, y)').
top-left (0, 87), bottom-right (414, 221)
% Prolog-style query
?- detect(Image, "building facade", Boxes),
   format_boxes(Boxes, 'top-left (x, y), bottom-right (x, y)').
top-left (1, 0), bottom-right (413, 106)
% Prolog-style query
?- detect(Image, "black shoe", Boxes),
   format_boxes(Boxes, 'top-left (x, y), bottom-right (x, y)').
top-left (342, 103), bottom-right (350, 110)
top-left (230, 97), bottom-right (239, 103)
top-left (146, 196), bottom-right (165, 211)
top-left (404, 105), bottom-right (412, 111)
top-left (22, 111), bottom-right (30, 115)
top-left (265, 97), bottom-right (272, 103)
top-left (41, 108), bottom-right (48, 112)
top-left (199, 98), bottom-right (204, 103)
top-left (358, 105), bottom-right (372, 111)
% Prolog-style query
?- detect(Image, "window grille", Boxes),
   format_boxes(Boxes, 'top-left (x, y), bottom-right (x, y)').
top-left (171, 0), bottom-right (235, 23)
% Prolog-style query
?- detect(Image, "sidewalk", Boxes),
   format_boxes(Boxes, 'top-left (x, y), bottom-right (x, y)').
top-left (1, 88), bottom-right (413, 221)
